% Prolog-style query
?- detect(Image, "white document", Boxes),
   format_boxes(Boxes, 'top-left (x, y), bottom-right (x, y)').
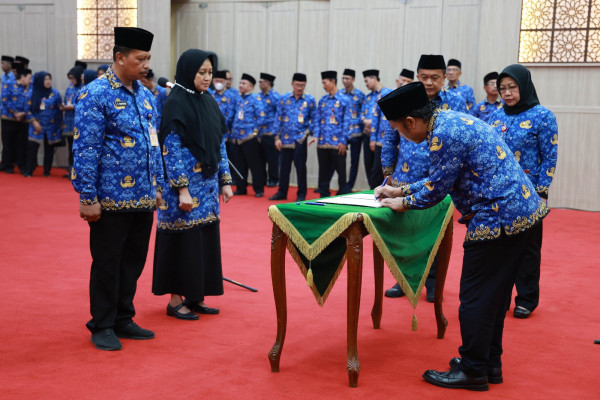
top-left (316, 193), bottom-right (382, 208)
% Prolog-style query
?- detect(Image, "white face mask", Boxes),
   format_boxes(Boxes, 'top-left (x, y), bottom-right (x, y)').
top-left (214, 82), bottom-right (225, 91)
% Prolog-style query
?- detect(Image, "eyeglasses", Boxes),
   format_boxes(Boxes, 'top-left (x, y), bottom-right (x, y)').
top-left (498, 84), bottom-right (518, 93)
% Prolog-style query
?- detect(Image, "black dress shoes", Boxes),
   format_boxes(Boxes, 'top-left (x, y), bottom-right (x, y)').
top-left (167, 303), bottom-right (199, 320)
top-left (514, 306), bottom-right (531, 319)
top-left (269, 192), bottom-right (287, 201)
top-left (449, 357), bottom-right (503, 384)
top-left (233, 189), bottom-right (247, 195)
top-left (185, 300), bottom-right (220, 314)
top-left (255, 192), bottom-right (264, 198)
top-left (423, 368), bottom-right (489, 391)
top-left (115, 322), bottom-right (155, 339)
top-left (266, 180), bottom-right (278, 187)
top-left (91, 329), bottom-right (122, 351)
top-left (385, 283), bottom-right (405, 298)
top-left (296, 195), bottom-right (306, 202)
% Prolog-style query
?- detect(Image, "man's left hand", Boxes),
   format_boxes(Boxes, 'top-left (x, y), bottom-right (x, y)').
top-left (379, 197), bottom-right (406, 212)
top-left (337, 143), bottom-right (346, 155)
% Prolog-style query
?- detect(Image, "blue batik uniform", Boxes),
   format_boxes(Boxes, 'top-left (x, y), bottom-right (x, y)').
top-left (230, 93), bottom-right (264, 144)
top-left (445, 81), bottom-right (476, 113)
top-left (472, 98), bottom-right (503, 123)
top-left (361, 87), bottom-right (392, 145)
top-left (211, 89), bottom-right (237, 140)
top-left (399, 110), bottom-right (549, 243)
top-left (489, 105), bottom-right (558, 198)
top-left (63, 83), bottom-right (82, 136)
top-left (27, 88), bottom-right (63, 145)
top-left (226, 87), bottom-right (239, 97)
top-left (157, 131), bottom-right (232, 231)
top-left (273, 92), bottom-right (319, 148)
top-left (382, 135), bottom-right (430, 187)
top-left (150, 85), bottom-right (168, 130)
top-left (5, 82), bottom-right (31, 118)
top-left (257, 89), bottom-right (280, 137)
top-left (1, 71), bottom-right (16, 116)
top-left (317, 91), bottom-right (351, 147)
top-left (432, 88), bottom-right (468, 113)
top-left (71, 68), bottom-right (164, 210)
top-left (340, 87), bottom-right (365, 139)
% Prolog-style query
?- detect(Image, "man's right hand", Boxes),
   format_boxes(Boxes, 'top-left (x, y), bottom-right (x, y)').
top-left (275, 138), bottom-right (282, 151)
top-left (80, 202), bottom-right (101, 222)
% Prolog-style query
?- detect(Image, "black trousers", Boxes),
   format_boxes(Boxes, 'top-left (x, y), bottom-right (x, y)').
top-left (26, 138), bottom-right (55, 175)
top-left (86, 211), bottom-right (154, 333)
top-left (514, 220), bottom-right (543, 311)
top-left (346, 136), bottom-right (363, 192)
top-left (261, 135), bottom-right (279, 184)
top-left (369, 146), bottom-right (384, 189)
top-left (362, 134), bottom-right (375, 188)
top-left (66, 136), bottom-right (74, 170)
top-left (457, 223), bottom-right (542, 377)
top-left (317, 148), bottom-right (347, 197)
top-left (230, 137), bottom-right (265, 194)
top-left (277, 141), bottom-right (307, 198)
top-left (1, 119), bottom-right (27, 171)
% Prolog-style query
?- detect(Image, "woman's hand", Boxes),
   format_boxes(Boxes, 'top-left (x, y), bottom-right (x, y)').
top-left (221, 185), bottom-right (233, 203)
top-left (275, 138), bottom-right (282, 151)
top-left (33, 121), bottom-right (43, 133)
top-left (337, 143), bottom-right (346, 155)
top-left (178, 187), bottom-right (193, 211)
top-left (379, 197), bottom-right (406, 212)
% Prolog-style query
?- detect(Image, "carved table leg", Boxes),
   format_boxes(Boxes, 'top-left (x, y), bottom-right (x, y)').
top-left (434, 220), bottom-right (453, 339)
top-left (345, 222), bottom-right (363, 387)
top-left (371, 240), bottom-right (383, 329)
top-left (268, 223), bottom-right (288, 372)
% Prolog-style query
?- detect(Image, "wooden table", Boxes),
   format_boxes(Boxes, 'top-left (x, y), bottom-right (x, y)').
top-left (267, 213), bottom-right (454, 387)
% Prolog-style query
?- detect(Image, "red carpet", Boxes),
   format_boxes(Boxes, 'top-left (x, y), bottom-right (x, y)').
top-left (1, 168), bottom-right (599, 399)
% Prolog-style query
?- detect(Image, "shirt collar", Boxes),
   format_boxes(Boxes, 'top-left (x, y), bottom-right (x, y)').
top-left (105, 67), bottom-right (139, 92)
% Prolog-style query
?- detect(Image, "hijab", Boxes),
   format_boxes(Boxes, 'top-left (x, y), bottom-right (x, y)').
top-left (497, 64), bottom-right (540, 115)
top-left (97, 64), bottom-right (109, 75)
top-left (68, 66), bottom-right (84, 87)
top-left (31, 71), bottom-right (52, 113)
top-left (83, 69), bottom-right (97, 85)
top-left (160, 49), bottom-right (226, 176)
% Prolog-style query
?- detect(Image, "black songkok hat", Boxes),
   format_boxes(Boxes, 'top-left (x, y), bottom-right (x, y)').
top-left (400, 69), bottom-right (414, 80)
top-left (146, 69), bottom-right (155, 79)
top-left (114, 27), bottom-right (154, 51)
top-left (292, 73), bottom-right (307, 82)
top-left (241, 73), bottom-right (256, 85)
top-left (260, 72), bottom-right (275, 83)
top-left (15, 63), bottom-right (26, 75)
top-left (74, 60), bottom-right (88, 69)
top-left (417, 54), bottom-right (446, 70)
top-left (2, 55), bottom-right (14, 63)
top-left (362, 69), bottom-right (379, 78)
top-left (15, 56), bottom-right (29, 65)
top-left (321, 70), bottom-right (337, 80)
top-left (483, 71), bottom-right (499, 85)
top-left (343, 68), bottom-right (355, 77)
top-left (213, 70), bottom-right (227, 79)
top-left (377, 82), bottom-right (429, 122)
top-left (447, 59), bottom-right (462, 69)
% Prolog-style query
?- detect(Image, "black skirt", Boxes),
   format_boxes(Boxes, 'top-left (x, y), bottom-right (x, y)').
top-left (152, 221), bottom-right (224, 301)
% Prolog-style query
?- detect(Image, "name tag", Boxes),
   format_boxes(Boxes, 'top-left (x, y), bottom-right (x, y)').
top-left (149, 124), bottom-right (159, 147)
top-left (329, 114), bottom-right (336, 124)
top-left (238, 110), bottom-right (244, 120)
top-left (115, 100), bottom-right (127, 108)
top-left (298, 113), bottom-right (304, 124)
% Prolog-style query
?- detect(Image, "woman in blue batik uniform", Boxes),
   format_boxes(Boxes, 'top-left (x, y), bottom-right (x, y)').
top-left (62, 66), bottom-right (84, 176)
top-left (489, 64), bottom-right (558, 319)
top-left (152, 49), bottom-right (233, 320)
top-left (25, 71), bottom-right (62, 177)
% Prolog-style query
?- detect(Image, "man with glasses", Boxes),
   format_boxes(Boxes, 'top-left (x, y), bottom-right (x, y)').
top-left (472, 72), bottom-right (503, 123)
top-left (445, 59), bottom-right (476, 114)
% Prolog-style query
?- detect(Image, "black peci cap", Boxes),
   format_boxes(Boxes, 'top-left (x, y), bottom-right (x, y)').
top-left (114, 27), bottom-right (154, 51)
top-left (483, 71), bottom-right (499, 85)
top-left (447, 59), bottom-right (462, 69)
top-left (2, 55), bottom-right (14, 63)
top-left (292, 73), bottom-right (307, 82)
top-left (417, 54), bottom-right (446, 70)
top-left (74, 60), bottom-right (88, 69)
top-left (321, 70), bottom-right (337, 80)
top-left (260, 72), bottom-right (276, 83)
top-left (362, 69), bottom-right (379, 78)
top-left (213, 70), bottom-right (227, 79)
top-left (241, 73), bottom-right (256, 85)
top-left (343, 68), bottom-right (355, 77)
top-left (400, 69), bottom-right (414, 80)
top-left (377, 82), bottom-right (430, 122)
top-left (15, 56), bottom-right (29, 65)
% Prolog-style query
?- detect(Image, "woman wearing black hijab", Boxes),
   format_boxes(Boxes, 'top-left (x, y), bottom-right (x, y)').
top-left (489, 64), bottom-right (558, 319)
top-left (152, 49), bottom-right (234, 320)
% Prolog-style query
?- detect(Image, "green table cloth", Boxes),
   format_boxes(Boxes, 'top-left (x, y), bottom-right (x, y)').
top-left (268, 191), bottom-right (454, 309)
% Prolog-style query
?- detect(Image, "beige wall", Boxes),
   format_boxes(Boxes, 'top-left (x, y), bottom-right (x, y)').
top-left (1, 0), bottom-right (598, 210)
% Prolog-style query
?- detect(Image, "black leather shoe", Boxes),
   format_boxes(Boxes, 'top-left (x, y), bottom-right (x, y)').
top-left (269, 192), bottom-right (287, 201)
top-left (266, 180), bottom-right (278, 187)
top-left (255, 192), bottom-right (264, 198)
top-left (167, 303), bottom-right (199, 320)
top-left (233, 189), bottom-right (247, 195)
top-left (385, 283), bottom-right (405, 298)
top-left (115, 322), bottom-right (156, 339)
top-left (91, 329), bottom-right (122, 351)
top-left (185, 300), bottom-right (220, 314)
top-left (449, 357), bottom-right (503, 384)
top-left (423, 368), bottom-right (489, 391)
top-left (296, 195), bottom-right (306, 202)
top-left (514, 306), bottom-right (531, 319)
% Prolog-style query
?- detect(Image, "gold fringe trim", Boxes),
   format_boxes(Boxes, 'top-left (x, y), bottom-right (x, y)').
top-left (268, 205), bottom-right (359, 260)
top-left (287, 240), bottom-right (346, 307)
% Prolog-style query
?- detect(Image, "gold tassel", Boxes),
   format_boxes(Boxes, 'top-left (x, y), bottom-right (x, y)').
top-left (412, 314), bottom-right (418, 331)
top-left (306, 267), bottom-right (314, 287)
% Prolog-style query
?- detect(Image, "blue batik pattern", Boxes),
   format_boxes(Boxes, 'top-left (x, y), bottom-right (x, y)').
top-left (27, 88), bottom-right (63, 145)
top-left (257, 89), bottom-right (280, 137)
top-left (361, 87), bottom-right (392, 145)
top-left (273, 92), bottom-right (319, 149)
top-left (489, 105), bottom-right (558, 198)
top-left (211, 89), bottom-right (237, 140)
top-left (472, 98), bottom-right (503, 123)
top-left (63, 83), bottom-right (82, 135)
top-left (3, 82), bottom-right (31, 120)
top-left (151, 85), bottom-right (168, 130)
top-left (432, 88), bottom-right (468, 113)
top-left (230, 92), bottom-right (264, 144)
top-left (340, 87), bottom-right (365, 138)
top-left (317, 91), bottom-right (351, 147)
top-left (1, 71), bottom-right (16, 116)
top-left (157, 131), bottom-right (232, 231)
top-left (382, 132), bottom-right (430, 187)
top-left (445, 81), bottom-right (476, 113)
top-left (71, 68), bottom-right (164, 210)
top-left (399, 110), bottom-right (549, 243)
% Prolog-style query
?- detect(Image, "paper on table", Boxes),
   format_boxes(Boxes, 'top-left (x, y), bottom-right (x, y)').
top-left (316, 193), bottom-right (382, 208)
